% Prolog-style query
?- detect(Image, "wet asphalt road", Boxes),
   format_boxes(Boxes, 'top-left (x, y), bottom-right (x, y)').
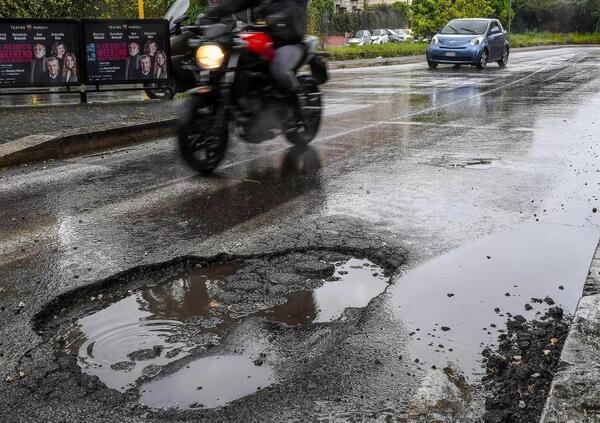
top-left (2, 46), bottom-right (600, 421)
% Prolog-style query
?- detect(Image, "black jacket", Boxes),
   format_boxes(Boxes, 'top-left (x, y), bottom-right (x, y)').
top-left (204, 0), bottom-right (307, 47)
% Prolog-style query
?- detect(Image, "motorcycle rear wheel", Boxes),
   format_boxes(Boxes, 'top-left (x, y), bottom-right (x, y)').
top-left (284, 76), bottom-right (322, 146)
top-left (177, 96), bottom-right (228, 175)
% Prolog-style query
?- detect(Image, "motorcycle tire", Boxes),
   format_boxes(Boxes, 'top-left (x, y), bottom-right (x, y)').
top-left (177, 96), bottom-right (228, 175)
top-left (284, 76), bottom-right (322, 146)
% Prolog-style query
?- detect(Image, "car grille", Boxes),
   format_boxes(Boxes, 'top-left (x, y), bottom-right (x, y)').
top-left (431, 52), bottom-right (472, 61)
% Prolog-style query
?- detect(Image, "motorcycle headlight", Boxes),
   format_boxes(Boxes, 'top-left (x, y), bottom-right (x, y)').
top-left (431, 35), bottom-right (439, 45)
top-left (195, 43), bottom-right (225, 70)
top-left (470, 36), bottom-right (485, 45)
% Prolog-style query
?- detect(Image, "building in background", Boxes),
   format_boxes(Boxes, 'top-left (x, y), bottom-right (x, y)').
top-left (335, 0), bottom-right (363, 13)
top-left (334, 0), bottom-right (410, 14)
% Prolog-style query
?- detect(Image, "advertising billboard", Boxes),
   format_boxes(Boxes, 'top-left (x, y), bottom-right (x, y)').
top-left (82, 20), bottom-right (170, 84)
top-left (0, 19), bottom-right (81, 88)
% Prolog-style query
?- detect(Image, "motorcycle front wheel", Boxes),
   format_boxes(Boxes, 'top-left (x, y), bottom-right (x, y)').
top-left (177, 96), bottom-right (228, 175)
top-left (284, 76), bottom-right (322, 146)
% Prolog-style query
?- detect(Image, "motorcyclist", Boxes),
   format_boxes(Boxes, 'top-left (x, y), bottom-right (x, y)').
top-left (200, 0), bottom-right (308, 126)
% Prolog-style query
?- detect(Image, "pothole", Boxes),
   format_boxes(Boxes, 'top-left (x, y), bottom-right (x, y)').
top-left (427, 156), bottom-right (495, 170)
top-left (52, 251), bottom-right (390, 410)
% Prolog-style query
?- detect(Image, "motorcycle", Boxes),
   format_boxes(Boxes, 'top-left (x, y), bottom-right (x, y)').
top-left (177, 19), bottom-right (328, 174)
top-left (145, 0), bottom-right (200, 99)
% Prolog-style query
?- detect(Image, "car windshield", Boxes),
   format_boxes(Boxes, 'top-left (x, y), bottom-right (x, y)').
top-left (373, 30), bottom-right (384, 36)
top-left (350, 31), bottom-right (364, 38)
top-left (441, 20), bottom-right (488, 35)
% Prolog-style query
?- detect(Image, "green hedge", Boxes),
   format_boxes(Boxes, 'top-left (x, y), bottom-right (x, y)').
top-left (509, 32), bottom-right (600, 48)
top-left (326, 33), bottom-right (600, 61)
top-left (325, 42), bottom-right (428, 61)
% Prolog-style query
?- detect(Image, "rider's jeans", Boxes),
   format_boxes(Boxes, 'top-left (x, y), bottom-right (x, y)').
top-left (269, 43), bottom-right (304, 94)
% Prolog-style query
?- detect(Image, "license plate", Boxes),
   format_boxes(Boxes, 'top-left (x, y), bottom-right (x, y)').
top-left (445, 52), bottom-right (456, 57)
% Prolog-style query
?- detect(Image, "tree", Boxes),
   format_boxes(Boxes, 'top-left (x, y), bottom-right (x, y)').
top-left (0, 0), bottom-right (199, 19)
top-left (514, 0), bottom-right (596, 31)
top-left (411, 0), bottom-right (512, 36)
top-left (307, 0), bottom-right (334, 36)
top-left (0, 0), bottom-right (99, 18)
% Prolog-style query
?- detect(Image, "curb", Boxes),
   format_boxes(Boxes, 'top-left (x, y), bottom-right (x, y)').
top-left (539, 242), bottom-right (600, 422)
top-left (0, 117), bottom-right (176, 168)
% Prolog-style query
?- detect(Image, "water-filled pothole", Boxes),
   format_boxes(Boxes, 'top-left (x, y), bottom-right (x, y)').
top-left (389, 223), bottom-right (599, 379)
top-left (61, 252), bottom-right (389, 409)
top-left (427, 156), bottom-right (495, 170)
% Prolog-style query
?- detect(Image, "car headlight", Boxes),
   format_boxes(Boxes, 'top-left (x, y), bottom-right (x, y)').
top-left (431, 35), bottom-right (439, 45)
top-left (470, 36), bottom-right (485, 45)
top-left (195, 43), bottom-right (225, 70)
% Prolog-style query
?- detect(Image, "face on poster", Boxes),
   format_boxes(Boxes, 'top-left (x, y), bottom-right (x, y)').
top-left (0, 20), bottom-right (80, 87)
top-left (83, 21), bottom-right (170, 83)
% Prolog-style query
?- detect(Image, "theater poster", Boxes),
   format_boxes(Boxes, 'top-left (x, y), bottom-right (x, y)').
top-left (0, 19), bottom-right (80, 88)
top-left (82, 20), bottom-right (170, 84)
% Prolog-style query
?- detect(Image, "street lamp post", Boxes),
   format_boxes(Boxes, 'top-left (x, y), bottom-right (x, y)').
top-left (138, 0), bottom-right (145, 19)
top-left (507, 0), bottom-right (512, 35)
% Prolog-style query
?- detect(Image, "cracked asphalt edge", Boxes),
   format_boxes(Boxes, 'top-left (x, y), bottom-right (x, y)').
top-left (539, 240), bottom-right (600, 422)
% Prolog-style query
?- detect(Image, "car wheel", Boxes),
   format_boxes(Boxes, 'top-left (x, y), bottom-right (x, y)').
top-left (427, 60), bottom-right (438, 69)
top-left (498, 47), bottom-right (509, 68)
top-left (476, 49), bottom-right (488, 70)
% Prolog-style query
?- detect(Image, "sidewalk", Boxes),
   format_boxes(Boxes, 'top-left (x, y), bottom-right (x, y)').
top-left (0, 97), bottom-right (181, 145)
top-left (540, 242), bottom-right (600, 422)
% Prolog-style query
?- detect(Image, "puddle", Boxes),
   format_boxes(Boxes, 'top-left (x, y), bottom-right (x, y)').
top-left (427, 156), bottom-right (495, 170)
top-left (389, 223), bottom-right (600, 379)
top-left (139, 354), bottom-right (275, 410)
top-left (264, 258), bottom-right (389, 324)
top-left (64, 255), bottom-right (389, 408)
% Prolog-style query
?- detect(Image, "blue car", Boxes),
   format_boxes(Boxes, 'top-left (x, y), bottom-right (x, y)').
top-left (426, 18), bottom-right (509, 70)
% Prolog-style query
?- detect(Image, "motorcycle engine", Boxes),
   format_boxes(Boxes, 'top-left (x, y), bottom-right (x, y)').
top-left (234, 72), bottom-right (289, 144)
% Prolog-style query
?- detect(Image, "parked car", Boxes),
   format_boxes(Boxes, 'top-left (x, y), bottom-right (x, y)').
top-left (426, 18), bottom-right (509, 70)
top-left (346, 30), bottom-right (372, 46)
top-left (388, 29), bottom-right (410, 42)
top-left (371, 29), bottom-right (390, 44)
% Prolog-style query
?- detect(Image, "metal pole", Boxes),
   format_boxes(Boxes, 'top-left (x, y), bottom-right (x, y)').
top-left (508, 0), bottom-right (512, 36)
top-left (138, 0), bottom-right (145, 19)
top-left (79, 89), bottom-right (87, 104)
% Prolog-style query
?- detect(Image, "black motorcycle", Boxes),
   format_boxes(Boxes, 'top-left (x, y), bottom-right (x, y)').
top-left (177, 19), bottom-right (328, 174)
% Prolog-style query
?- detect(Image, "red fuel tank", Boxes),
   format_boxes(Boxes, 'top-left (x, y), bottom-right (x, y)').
top-left (239, 31), bottom-right (275, 61)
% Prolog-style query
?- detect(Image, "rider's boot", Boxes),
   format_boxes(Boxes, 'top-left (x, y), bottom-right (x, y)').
top-left (285, 91), bottom-right (306, 134)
